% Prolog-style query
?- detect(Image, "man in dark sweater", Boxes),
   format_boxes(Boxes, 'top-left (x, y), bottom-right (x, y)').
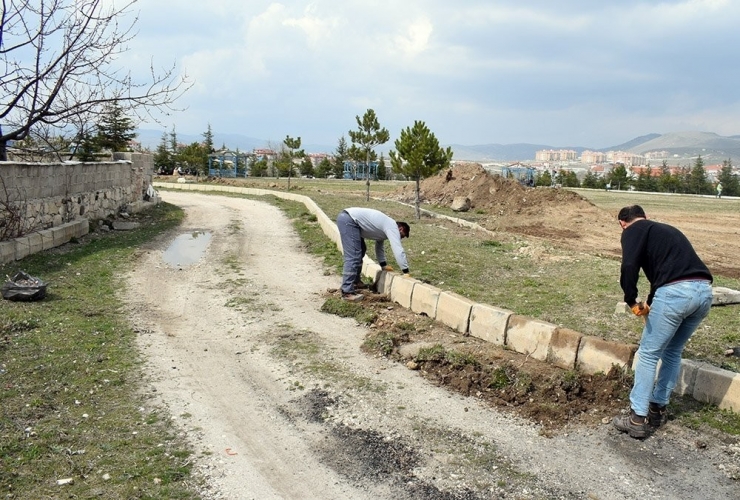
top-left (613, 205), bottom-right (713, 438)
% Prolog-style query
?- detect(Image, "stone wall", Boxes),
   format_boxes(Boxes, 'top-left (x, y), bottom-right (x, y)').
top-left (0, 152), bottom-right (155, 236)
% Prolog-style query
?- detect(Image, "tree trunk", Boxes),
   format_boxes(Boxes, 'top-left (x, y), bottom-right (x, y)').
top-left (415, 178), bottom-right (421, 220)
top-left (365, 152), bottom-right (370, 201)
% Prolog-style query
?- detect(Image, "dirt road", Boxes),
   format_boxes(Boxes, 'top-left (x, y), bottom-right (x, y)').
top-left (123, 191), bottom-right (739, 499)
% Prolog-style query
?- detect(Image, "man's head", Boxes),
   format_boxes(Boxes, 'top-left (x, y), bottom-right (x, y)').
top-left (617, 205), bottom-right (646, 229)
top-left (397, 222), bottom-right (410, 239)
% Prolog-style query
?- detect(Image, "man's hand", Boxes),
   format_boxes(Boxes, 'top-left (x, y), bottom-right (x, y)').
top-left (382, 265), bottom-right (394, 272)
top-left (631, 302), bottom-right (650, 316)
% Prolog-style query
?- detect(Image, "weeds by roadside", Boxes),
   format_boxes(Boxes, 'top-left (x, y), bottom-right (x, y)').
top-left (0, 203), bottom-right (204, 499)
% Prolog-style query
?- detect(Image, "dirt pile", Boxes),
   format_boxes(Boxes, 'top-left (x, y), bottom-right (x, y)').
top-left (389, 162), bottom-right (620, 253)
top-left (392, 163), bottom-right (591, 216)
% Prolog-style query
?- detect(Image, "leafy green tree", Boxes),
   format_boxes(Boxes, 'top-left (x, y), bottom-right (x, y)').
top-left (688, 156), bottom-right (712, 194)
top-left (300, 156), bottom-right (314, 177)
top-left (96, 100), bottom-right (137, 151)
top-left (656, 161), bottom-right (676, 193)
top-left (75, 130), bottom-right (100, 162)
top-left (199, 124), bottom-right (216, 175)
top-left (607, 164), bottom-right (630, 190)
top-left (389, 120), bottom-right (452, 219)
top-left (333, 136), bottom-right (349, 178)
top-left (675, 166), bottom-right (692, 193)
top-left (315, 158), bottom-right (333, 178)
top-left (178, 142), bottom-right (208, 174)
top-left (553, 169), bottom-right (579, 187)
top-left (251, 158), bottom-right (268, 177)
top-left (561, 170), bottom-right (580, 187)
top-left (376, 154), bottom-right (387, 180)
top-left (581, 171), bottom-right (600, 189)
top-left (717, 158), bottom-right (739, 197)
top-left (154, 131), bottom-right (174, 174)
top-left (634, 166), bottom-right (658, 192)
top-left (348, 109), bottom-right (390, 200)
top-left (535, 170), bottom-right (552, 187)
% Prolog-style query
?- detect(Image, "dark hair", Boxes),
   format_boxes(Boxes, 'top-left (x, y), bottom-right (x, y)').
top-left (617, 205), bottom-right (646, 222)
top-left (398, 221), bottom-right (410, 237)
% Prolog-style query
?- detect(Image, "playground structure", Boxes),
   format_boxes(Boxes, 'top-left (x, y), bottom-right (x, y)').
top-left (502, 163), bottom-right (536, 186)
top-left (208, 149), bottom-right (252, 178)
top-left (343, 160), bottom-right (381, 180)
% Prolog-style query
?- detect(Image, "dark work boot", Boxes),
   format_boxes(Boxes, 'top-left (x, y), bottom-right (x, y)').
top-left (648, 402), bottom-right (667, 428)
top-left (612, 409), bottom-right (650, 439)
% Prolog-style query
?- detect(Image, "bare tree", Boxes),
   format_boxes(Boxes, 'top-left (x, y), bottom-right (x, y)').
top-left (0, 0), bottom-right (191, 161)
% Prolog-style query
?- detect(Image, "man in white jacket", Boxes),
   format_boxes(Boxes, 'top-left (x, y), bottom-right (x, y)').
top-left (336, 208), bottom-right (410, 301)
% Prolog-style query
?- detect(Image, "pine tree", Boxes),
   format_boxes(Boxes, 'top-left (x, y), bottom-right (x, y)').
top-left (333, 136), bottom-right (349, 178)
top-left (96, 101), bottom-right (137, 151)
top-left (717, 158), bottom-right (739, 197)
top-left (389, 120), bottom-right (452, 219)
top-left (348, 109), bottom-right (389, 200)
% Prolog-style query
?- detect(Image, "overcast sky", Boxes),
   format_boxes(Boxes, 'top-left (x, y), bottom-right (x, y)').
top-left (125, 0), bottom-right (740, 149)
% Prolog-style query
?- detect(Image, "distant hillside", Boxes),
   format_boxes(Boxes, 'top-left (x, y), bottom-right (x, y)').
top-left (625, 131), bottom-right (740, 159)
top-left (603, 134), bottom-right (661, 152)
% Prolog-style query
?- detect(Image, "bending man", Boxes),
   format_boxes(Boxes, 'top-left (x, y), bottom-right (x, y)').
top-left (336, 208), bottom-right (410, 302)
top-left (613, 205), bottom-right (713, 438)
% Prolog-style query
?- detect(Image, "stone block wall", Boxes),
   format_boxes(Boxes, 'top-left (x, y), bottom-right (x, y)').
top-left (0, 152), bottom-right (154, 236)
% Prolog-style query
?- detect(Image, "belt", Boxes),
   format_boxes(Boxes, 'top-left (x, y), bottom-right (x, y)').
top-left (666, 276), bottom-right (711, 285)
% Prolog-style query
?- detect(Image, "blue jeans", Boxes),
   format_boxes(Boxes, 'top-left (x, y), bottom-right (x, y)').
top-left (337, 211), bottom-right (366, 294)
top-left (630, 280), bottom-right (713, 416)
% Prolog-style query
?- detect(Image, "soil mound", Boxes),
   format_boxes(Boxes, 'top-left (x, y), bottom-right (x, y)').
top-left (389, 163), bottom-right (618, 249)
top-left (392, 163), bottom-right (590, 215)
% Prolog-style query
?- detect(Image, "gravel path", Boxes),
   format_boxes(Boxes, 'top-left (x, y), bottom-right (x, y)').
top-left (122, 191), bottom-right (740, 499)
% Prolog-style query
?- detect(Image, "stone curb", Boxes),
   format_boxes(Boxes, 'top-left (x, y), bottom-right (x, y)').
top-left (1, 219), bottom-right (90, 265)
top-left (154, 182), bottom-right (740, 413)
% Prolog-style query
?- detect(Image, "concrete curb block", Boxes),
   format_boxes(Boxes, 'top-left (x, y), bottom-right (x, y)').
top-left (435, 291), bottom-right (475, 334)
top-left (390, 275), bottom-right (416, 309)
top-left (506, 315), bottom-right (558, 362)
top-left (674, 359), bottom-right (701, 397)
top-left (577, 336), bottom-right (637, 375)
top-left (410, 282), bottom-right (441, 317)
top-left (469, 303), bottom-right (512, 345)
top-left (713, 286), bottom-right (740, 305)
top-left (693, 363), bottom-right (740, 412)
top-left (549, 328), bottom-right (583, 370)
top-left (1, 219), bottom-right (91, 265)
top-left (153, 182), bottom-right (740, 413)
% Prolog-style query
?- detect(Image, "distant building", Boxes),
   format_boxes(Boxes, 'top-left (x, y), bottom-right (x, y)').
top-left (580, 150), bottom-right (607, 164)
top-left (535, 149), bottom-right (577, 161)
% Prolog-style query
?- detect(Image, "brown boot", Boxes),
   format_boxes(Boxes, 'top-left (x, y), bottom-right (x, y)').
top-left (612, 409), bottom-right (650, 439)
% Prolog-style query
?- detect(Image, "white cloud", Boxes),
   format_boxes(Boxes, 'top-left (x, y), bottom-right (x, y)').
top-left (120, 0), bottom-right (740, 148)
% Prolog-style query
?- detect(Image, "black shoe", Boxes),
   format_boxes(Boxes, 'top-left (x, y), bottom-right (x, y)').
top-left (353, 281), bottom-right (369, 290)
top-left (648, 402), bottom-right (667, 428)
top-left (612, 409), bottom-right (650, 439)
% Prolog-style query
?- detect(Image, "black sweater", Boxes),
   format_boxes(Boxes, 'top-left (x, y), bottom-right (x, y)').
top-left (620, 219), bottom-right (712, 306)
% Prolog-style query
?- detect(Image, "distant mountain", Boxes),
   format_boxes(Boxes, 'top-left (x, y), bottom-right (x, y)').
top-left (136, 128), bottom-right (740, 163)
top-left (624, 131), bottom-right (740, 159)
top-left (602, 134), bottom-right (661, 153)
